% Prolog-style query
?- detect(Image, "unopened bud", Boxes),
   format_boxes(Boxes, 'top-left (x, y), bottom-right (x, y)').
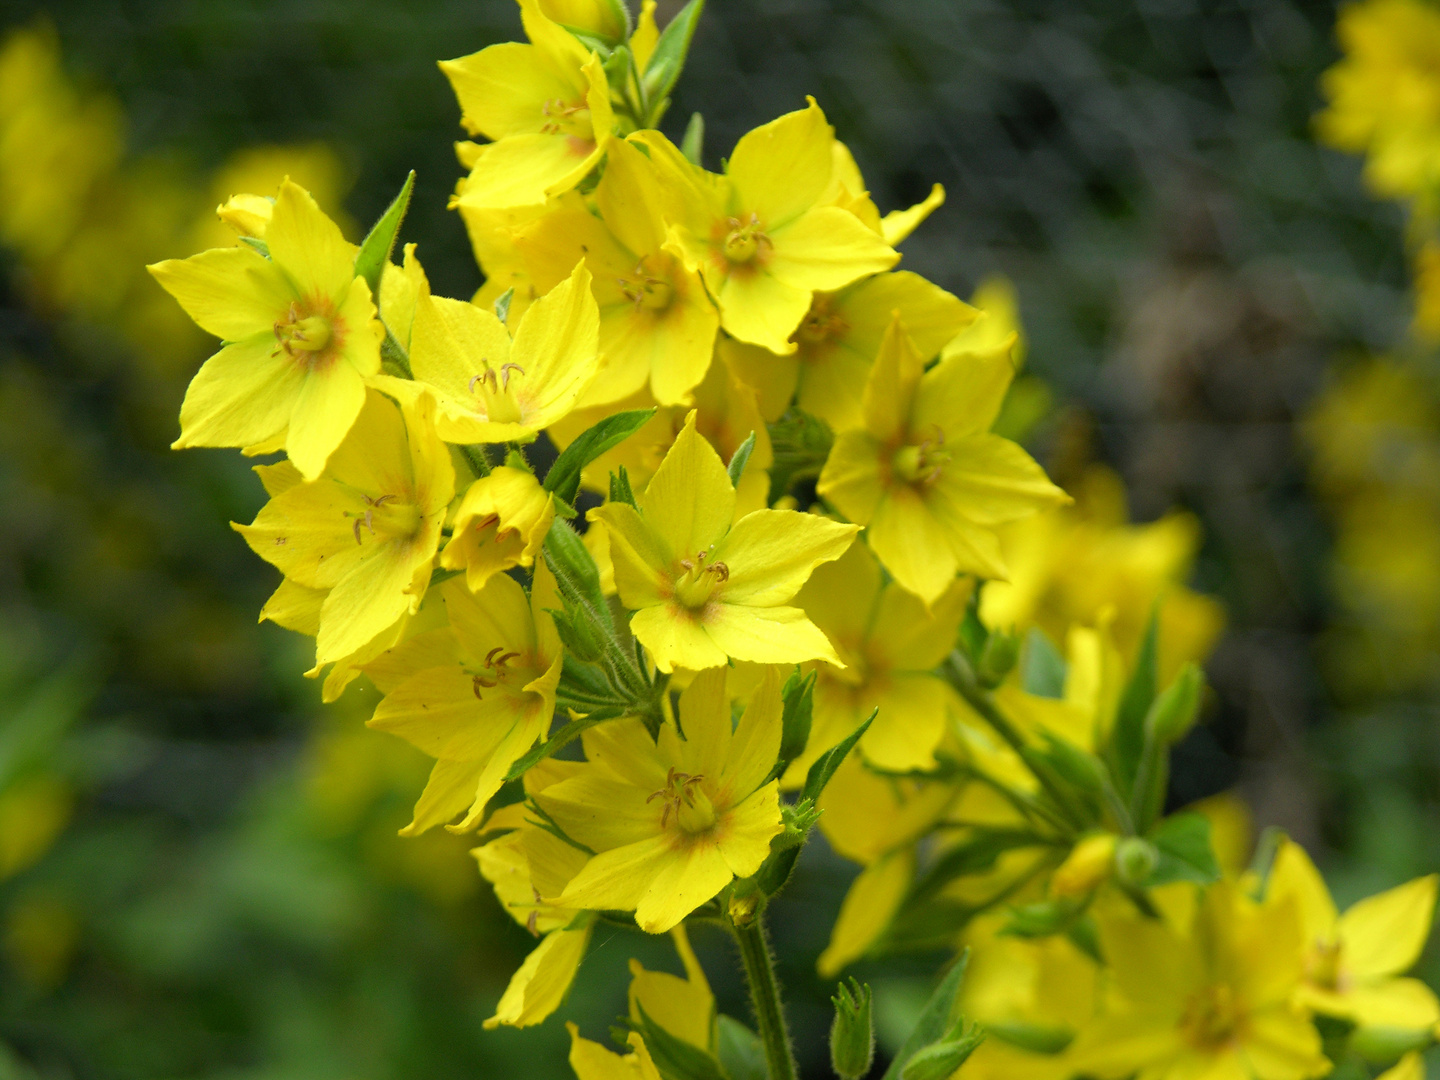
top-left (830, 978), bottom-right (875, 1080)
top-left (1052, 833), bottom-right (1117, 899)
top-left (975, 630), bottom-right (1021, 689)
top-left (1144, 662), bottom-right (1204, 746)
top-left (217, 193), bottom-right (275, 238)
top-left (901, 1018), bottom-right (986, 1080)
top-left (1114, 836), bottom-right (1159, 887)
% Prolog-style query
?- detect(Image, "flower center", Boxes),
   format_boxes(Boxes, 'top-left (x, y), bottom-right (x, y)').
top-left (1306, 938), bottom-right (1346, 991)
top-left (468, 362), bottom-right (526, 424)
top-left (647, 767), bottom-right (717, 834)
top-left (345, 493), bottom-right (421, 544)
top-left (539, 96), bottom-right (590, 138)
top-left (672, 549), bottom-right (729, 609)
top-left (795, 297), bottom-right (848, 345)
top-left (272, 301), bottom-right (334, 367)
top-left (1179, 984), bottom-right (1244, 1051)
top-left (723, 213), bottom-right (769, 263)
top-left (469, 646), bottom-right (523, 698)
top-left (891, 429), bottom-right (952, 487)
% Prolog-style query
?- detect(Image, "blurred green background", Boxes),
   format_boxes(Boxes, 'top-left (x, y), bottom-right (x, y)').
top-left (0, 0), bottom-right (1431, 1077)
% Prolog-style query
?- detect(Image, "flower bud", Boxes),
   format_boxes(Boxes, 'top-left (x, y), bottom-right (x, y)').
top-left (830, 978), bottom-right (875, 1080)
top-left (901, 1019), bottom-right (986, 1080)
top-left (1052, 833), bottom-right (1117, 898)
top-left (975, 629), bottom-right (1021, 689)
top-left (1144, 662), bottom-right (1204, 746)
top-left (1114, 836), bottom-right (1160, 887)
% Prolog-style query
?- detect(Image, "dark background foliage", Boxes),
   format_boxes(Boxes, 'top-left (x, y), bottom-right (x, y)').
top-left (0, 0), bottom-right (1429, 1077)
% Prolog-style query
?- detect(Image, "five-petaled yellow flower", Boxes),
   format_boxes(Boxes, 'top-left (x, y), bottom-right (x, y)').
top-left (818, 317), bottom-right (1069, 604)
top-left (591, 411), bottom-right (858, 672)
top-left (536, 667), bottom-right (785, 933)
top-left (235, 389), bottom-right (453, 667)
top-left (364, 566), bottom-right (563, 836)
top-left (654, 100), bottom-right (900, 354)
top-left (150, 179), bottom-right (384, 480)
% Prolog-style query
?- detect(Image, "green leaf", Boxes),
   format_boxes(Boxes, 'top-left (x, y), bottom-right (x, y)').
top-left (904, 829), bottom-right (1046, 911)
top-left (715, 1016), bottom-right (765, 1080)
top-left (504, 708), bottom-right (623, 781)
top-left (681, 111), bottom-right (705, 166)
top-left (633, 1002), bottom-right (730, 1080)
top-left (773, 668), bottom-right (815, 779)
top-left (1020, 628), bottom-right (1066, 698)
top-left (1106, 606), bottom-right (1159, 795)
top-left (353, 170), bottom-right (415, 304)
top-left (543, 408), bottom-right (655, 506)
top-left (726, 430), bottom-right (756, 488)
top-left (1145, 812), bottom-right (1220, 887)
top-left (800, 708), bottom-right (876, 804)
top-left (880, 950), bottom-right (970, 1080)
top-left (641, 0), bottom-right (704, 104)
top-left (492, 286), bottom-right (514, 324)
top-left (1000, 898), bottom-right (1084, 939)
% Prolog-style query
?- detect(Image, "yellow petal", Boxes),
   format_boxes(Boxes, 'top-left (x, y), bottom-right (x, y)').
top-left (558, 833), bottom-right (673, 914)
top-left (462, 132), bottom-right (603, 210)
top-left (635, 840), bottom-right (735, 933)
top-left (716, 508), bottom-right (859, 606)
top-left (728, 98), bottom-right (835, 229)
top-left (716, 782), bottom-right (783, 880)
top-left (928, 433), bottom-right (1068, 528)
top-left (440, 42), bottom-right (581, 140)
top-left (1267, 839), bottom-right (1339, 942)
top-left (284, 356), bottom-right (368, 481)
top-left (259, 576), bottom-right (324, 636)
top-left (173, 334), bottom-right (306, 453)
top-left (817, 849), bottom-right (913, 977)
top-left (588, 502), bottom-right (670, 610)
top-left (766, 206), bottom-right (899, 293)
top-left (816, 430), bottom-right (885, 523)
top-left (485, 921), bottom-right (594, 1029)
top-left (1339, 874), bottom-right (1439, 979)
top-left (148, 246), bottom-right (293, 340)
top-left (569, 1023), bottom-right (663, 1080)
top-left (861, 674), bottom-right (951, 772)
top-left (1375, 1054), bottom-right (1425, 1080)
top-left (267, 179), bottom-right (355, 302)
top-left (1319, 977), bottom-right (1440, 1029)
top-left (631, 604), bottom-right (730, 672)
top-left (882, 182), bottom-right (945, 246)
top-left (703, 603), bottom-right (841, 667)
top-left (673, 668), bottom-right (733, 782)
top-left (868, 487), bottom-right (966, 604)
top-left (400, 756), bottom-right (486, 835)
top-left (637, 410), bottom-right (736, 562)
top-left (720, 667), bottom-right (784, 800)
top-left (911, 334), bottom-right (1016, 441)
top-left (1239, 1006), bottom-right (1330, 1080)
top-left (796, 540), bottom-right (883, 658)
top-left (869, 576), bottom-right (970, 673)
top-left (718, 336), bottom-right (800, 423)
top-left (630, 0), bottom-right (659, 69)
top-left (861, 315), bottom-right (924, 443)
top-left (509, 259), bottom-right (602, 424)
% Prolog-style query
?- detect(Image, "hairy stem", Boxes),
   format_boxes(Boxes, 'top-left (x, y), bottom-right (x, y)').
top-left (732, 913), bottom-right (797, 1080)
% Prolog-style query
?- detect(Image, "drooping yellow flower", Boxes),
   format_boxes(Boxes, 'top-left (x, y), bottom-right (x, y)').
top-left (627, 926), bottom-right (716, 1051)
top-left (569, 1025), bottom-right (662, 1080)
top-left (363, 565), bottom-right (562, 835)
top-left (150, 179), bottom-right (384, 479)
top-left (817, 318), bottom-right (1069, 604)
top-left (516, 136), bottom-right (719, 407)
top-left (590, 411), bottom-right (857, 671)
top-left (719, 269), bottom-right (977, 431)
top-left (473, 764), bottom-right (595, 1029)
top-left (536, 667), bottom-right (785, 933)
top-left (440, 466), bottom-right (555, 593)
top-left (654, 101), bottom-right (899, 354)
top-left (1267, 838), bottom-right (1440, 1031)
top-left (375, 258), bottom-right (600, 444)
top-left (235, 389), bottom-right (453, 666)
top-left (441, 0), bottom-right (615, 209)
top-left (1068, 881), bottom-right (1331, 1080)
top-left (793, 541), bottom-right (970, 774)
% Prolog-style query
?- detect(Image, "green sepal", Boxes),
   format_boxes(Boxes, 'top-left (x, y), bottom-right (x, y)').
top-left (1142, 812), bottom-right (1220, 887)
top-left (830, 978), bottom-right (876, 1080)
top-left (504, 706), bottom-right (624, 782)
top-left (240, 235), bottom-right (270, 258)
top-left (681, 112), bottom-right (705, 165)
top-left (765, 407), bottom-right (832, 503)
top-left (1020, 627), bottom-right (1066, 698)
top-left (880, 950), bottom-right (970, 1080)
top-left (768, 667), bottom-right (814, 782)
top-left (1000, 897), bottom-right (1086, 940)
top-left (543, 408), bottom-right (655, 506)
top-left (353, 170), bottom-right (415, 304)
top-left (1105, 606), bottom-right (1159, 795)
top-left (492, 286), bottom-right (514, 324)
top-left (641, 0), bottom-right (704, 105)
top-left (726, 430), bottom-right (756, 488)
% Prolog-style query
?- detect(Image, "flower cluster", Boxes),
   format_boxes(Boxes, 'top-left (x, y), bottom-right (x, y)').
top-left (152, 3), bottom-right (1439, 1079)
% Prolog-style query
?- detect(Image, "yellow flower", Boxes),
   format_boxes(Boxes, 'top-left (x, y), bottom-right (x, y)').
top-left (590, 410), bottom-right (857, 672)
top-left (149, 179), bottom-right (384, 479)
top-left (719, 269), bottom-right (978, 431)
top-left (627, 926), bottom-right (716, 1051)
top-left (1050, 833), bottom-right (1118, 899)
top-left (569, 1025), bottom-right (662, 1080)
top-left (236, 389), bottom-right (453, 666)
top-left (817, 318), bottom-right (1069, 604)
top-left (363, 565), bottom-right (563, 835)
top-left (440, 466), bottom-right (555, 593)
top-left (655, 100), bottom-right (900, 353)
top-left (825, 138), bottom-right (947, 248)
top-left (538, 0), bottom-right (628, 41)
top-left (515, 137), bottom-right (719, 407)
top-left (982, 466), bottom-right (1226, 681)
top-left (1068, 881), bottom-right (1331, 1080)
top-left (1316, 0), bottom-right (1440, 201)
top-left (473, 767), bottom-right (595, 1029)
top-left (535, 667), bottom-right (785, 933)
top-left (376, 258), bottom-right (600, 443)
top-left (794, 541), bottom-right (970, 774)
top-left (441, 0), bottom-right (615, 209)
top-left (1267, 838), bottom-right (1440, 1031)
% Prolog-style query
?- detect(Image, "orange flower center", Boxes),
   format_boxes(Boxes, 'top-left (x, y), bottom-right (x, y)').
top-left (795, 297), bottom-right (848, 346)
top-left (272, 299), bottom-right (340, 370)
top-left (673, 549), bottom-right (729, 608)
top-left (647, 767), bottom-right (717, 834)
top-left (1179, 983), bottom-right (1245, 1051)
top-left (722, 213), bottom-right (769, 263)
top-left (469, 646), bottom-right (523, 699)
top-left (618, 255), bottom-right (676, 312)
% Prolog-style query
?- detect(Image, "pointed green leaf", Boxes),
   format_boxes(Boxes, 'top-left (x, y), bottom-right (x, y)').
top-left (543, 408), bottom-right (655, 506)
top-left (801, 708), bottom-right (877, 804)
top-left (774, 668), bottom-right (815, 778)
top-left (642, 0), bottom-right (704, 103)
top-left (354, 170), bottom-right (415, 303)
top-left (1144, 812), bottom-right (1220, 887)
top-left (1106, 606), bottom-right (1159, 795)
top-left (610, 464), bottom-right (638, 508)
top-left (504, 707), bottom-right (623, 781)
top-left (1020, 628), bottom-right (1066, 699)
top-left (725, 430), bottom-right (756, 489)
top-left (716, 1016), bottom-right (765, 1080)
top-left (633, 1002), bottom-right (730, 1080)
top-left (681, 112), bottom-right (705, 166)
top-left (492, 286), bottom-right (515, 324)
top-left (881, 950), bottom-right (970, 1080)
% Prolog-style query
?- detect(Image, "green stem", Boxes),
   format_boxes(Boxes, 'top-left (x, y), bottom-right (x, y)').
top-left (731, 913), bottom-right (796, 1080)
top-left (459, 443), bottom-right (492, 478)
